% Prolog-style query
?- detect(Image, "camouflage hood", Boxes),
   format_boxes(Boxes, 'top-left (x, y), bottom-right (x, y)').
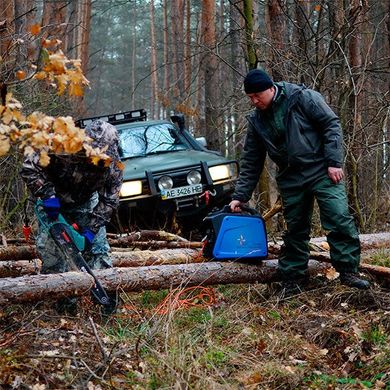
top-left (85, 120), bottom-right (120, 160)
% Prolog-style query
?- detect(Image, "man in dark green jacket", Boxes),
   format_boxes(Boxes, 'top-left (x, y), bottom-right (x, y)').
top-left (230, 69), bottom-right (369, 294)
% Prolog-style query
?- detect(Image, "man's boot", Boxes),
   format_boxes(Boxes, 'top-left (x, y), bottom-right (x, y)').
top-left (340, 273), bottom-right (370, 289)
top-left (281, 277), bottom-right (307, 297)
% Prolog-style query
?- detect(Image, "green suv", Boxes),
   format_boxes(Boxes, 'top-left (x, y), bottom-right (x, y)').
top-left (77, 109), bottom-right (238, 230)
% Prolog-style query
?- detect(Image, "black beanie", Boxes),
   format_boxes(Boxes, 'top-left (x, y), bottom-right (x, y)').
top-left (244, 69), bottom-right (274, 94)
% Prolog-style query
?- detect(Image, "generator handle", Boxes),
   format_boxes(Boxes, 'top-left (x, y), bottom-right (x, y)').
top-left (222, 204), bottom-right (259, 216)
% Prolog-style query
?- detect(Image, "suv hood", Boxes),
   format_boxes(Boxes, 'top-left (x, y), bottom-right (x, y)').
top-left (122, 150), bottom-right (228, 180)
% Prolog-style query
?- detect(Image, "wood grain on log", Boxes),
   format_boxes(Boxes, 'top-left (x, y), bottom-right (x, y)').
top-left (0, 260), bottom-right (331, 304)
top-left (0, 246), bottom-right (37, 261)
top-left (108, 230), bottom-right (188, 246)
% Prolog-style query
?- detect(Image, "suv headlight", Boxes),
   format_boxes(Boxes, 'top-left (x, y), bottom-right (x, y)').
top-left (187, 170), bottom-right (201, 185)
top-left (158, 175), bottom-right (173, 190)
top-left (120, 180), bottom-right (143, 197)
top-left (209, 163), bottom-right (238, 183)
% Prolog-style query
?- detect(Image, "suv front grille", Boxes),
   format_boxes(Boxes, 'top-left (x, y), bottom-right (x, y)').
top-left (151, 164), bottom-right (205, 189)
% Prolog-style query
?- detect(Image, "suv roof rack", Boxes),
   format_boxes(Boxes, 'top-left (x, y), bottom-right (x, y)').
top-left (76, 109), bottom-right (147, 128)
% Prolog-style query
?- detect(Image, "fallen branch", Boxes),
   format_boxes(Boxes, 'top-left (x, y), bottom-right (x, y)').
top-left (0, 260), bottom-right (331, 304)
top-left (262, 197), bottom-right (282, 221)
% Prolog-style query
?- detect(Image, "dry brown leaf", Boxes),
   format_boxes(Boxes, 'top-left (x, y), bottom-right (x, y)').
top-left (325, 268), bottom-right (339, 280)
top-left (16, 70), bottom-right (26, 80)
top-left (30, 24), bottom-right (41, 36)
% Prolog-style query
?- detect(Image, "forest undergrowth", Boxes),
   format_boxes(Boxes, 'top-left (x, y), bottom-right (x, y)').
top-left (0, 250), bottom-right (389, 390)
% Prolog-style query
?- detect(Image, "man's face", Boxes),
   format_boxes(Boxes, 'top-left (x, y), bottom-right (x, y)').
top-left (247, 86), bottom-right (275, 110)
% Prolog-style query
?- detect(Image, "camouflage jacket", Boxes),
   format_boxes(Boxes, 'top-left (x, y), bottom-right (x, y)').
top-left (20, 120), bottom-right (123, 232)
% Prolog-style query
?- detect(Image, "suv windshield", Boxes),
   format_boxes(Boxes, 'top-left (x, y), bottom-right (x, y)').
top-left (118, 123), bottom-right (188, 158)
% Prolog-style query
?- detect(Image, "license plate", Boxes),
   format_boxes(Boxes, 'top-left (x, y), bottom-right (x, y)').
top-left (161, 184), bottom-right (203, 200)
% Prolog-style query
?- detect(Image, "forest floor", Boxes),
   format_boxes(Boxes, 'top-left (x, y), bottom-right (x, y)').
top-left (0, 248), bottom-right (389, 390)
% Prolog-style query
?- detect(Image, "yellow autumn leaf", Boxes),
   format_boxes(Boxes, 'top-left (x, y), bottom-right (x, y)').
top-left (62, 137), bottom-right (84, 154)
top-left (0, 124), bottom-right (10, 135)
top-left (42, 39), bottom-right (61, 48)
top-left (34, 71), bottom-right (47, 80)
top-left (0, 135), bottom-right (10, 156)
top-left (68, 82), bottom-right (84, 97)
top-left (1, 108), bottom-right (14, 125)
top-left (43, 51), bottom-right (67, 75)
top-left (31, 131), bottom-right (50, 149)
top-left (5, 93), bottom-right (22, 109)
top-left (23, 145), bottom-right (35, 156)
top-left (89, 156), bottom-right (103, 166)
top-left (39, 150), bottom-right (50, 167)
top-left (56, 74), bottom-right (69, 95)
top-left (28, 112), bottom-right (54, 130)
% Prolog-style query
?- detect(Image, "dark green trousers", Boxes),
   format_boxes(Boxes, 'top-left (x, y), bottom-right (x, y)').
top-left (278, 174), bottom-right (360, 278)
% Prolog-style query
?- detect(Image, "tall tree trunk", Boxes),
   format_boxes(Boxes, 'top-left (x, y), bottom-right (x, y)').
top-left (184, 0), bottom-right (191, 95)
top-left (243, 0), bottom-right (257, 69)
top-left (345, 0), bottom-right (365, 229)
top-left (14, 0), bottom-right (36, 65)
top-left (202, 0), bottom-right (220, 151)
top-left (229, 1), bottom-right (245, 158)
top-left (131, 1), bottom-right (137, 110)
top-left (266, 0), bottom-right (286, 81)
top-left (79, 0), bottom-right (92, 75)
top-left (150, 0), bottom-right (158, 118)
top-left (170, 0), bottom-right (185, 101)
top-left (41, 0), bottom-right (68, 46)
top-left (162, 0), bottom-right (170, 116)
top-left (0, 0), bottom-right (15, 62)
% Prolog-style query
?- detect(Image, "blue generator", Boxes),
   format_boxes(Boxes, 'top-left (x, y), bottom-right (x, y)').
top-left (202, 205), bottom-right (268, 260)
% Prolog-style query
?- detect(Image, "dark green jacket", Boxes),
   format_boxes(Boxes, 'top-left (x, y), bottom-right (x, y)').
top-left (233, 82), bottom-right (344, 201)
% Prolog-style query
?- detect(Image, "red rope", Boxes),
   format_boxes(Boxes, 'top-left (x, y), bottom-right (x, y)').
top-left (155, 286), bottom-right (216, 315)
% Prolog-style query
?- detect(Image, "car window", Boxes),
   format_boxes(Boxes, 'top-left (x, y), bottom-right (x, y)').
top-left (118, 124), bottom-right (188, 158)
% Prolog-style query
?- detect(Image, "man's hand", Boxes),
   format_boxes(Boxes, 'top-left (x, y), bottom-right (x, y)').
top-left (42, 197), bottom-right (61, 219)
top-left (229, 200), bottom-right (243, 212)
top-left (328, 167), bottom-right (344, 184)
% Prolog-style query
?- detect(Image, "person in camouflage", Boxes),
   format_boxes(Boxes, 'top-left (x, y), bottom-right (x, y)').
top-left (21, 120), bottom-right (123, 313)
top-left (230, 69), bottom-right (370, 296)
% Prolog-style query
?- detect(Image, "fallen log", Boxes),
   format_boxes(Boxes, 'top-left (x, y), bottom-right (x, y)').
top-left (112, 248), bottom-right (202, 267)
top-left (111, 240), bottom-right (202, 250)
top-left (0, 249), bottom-right (202, 278)
top-left (0, 271), bottom-right (94, 304)
top-left (108, 230), bottom-right (188, 246)
top-left (310, 232), bottom-right (390, 250)
top-left (0, 260), bottom-right (331, 304)
top-left (0, 260), bottom-right (42, 278)
top-left (0, 246), bottom-right (37, 261)
top-left (1, 233), bottom-right (389, 261)
top-left (1, 247), bottom-right (388, 282)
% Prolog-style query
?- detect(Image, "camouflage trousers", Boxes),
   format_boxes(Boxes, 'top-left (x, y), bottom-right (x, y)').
top-left (36, 193), bottom-right (112, 274)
